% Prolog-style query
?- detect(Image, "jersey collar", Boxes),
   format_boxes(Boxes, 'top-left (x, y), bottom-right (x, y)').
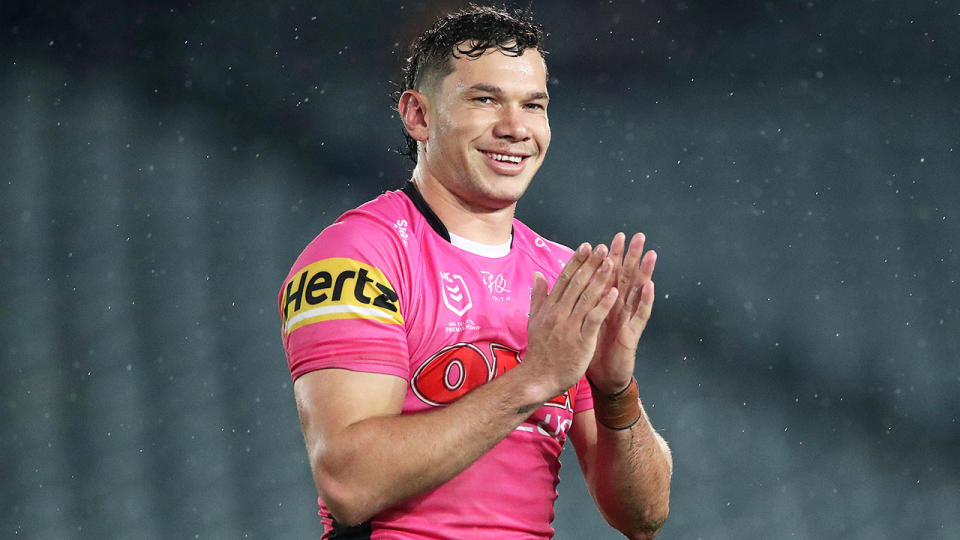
top-left (401, 182), bottom-right (515, 250)
top-left (402, 182), bottom-right (451, 242)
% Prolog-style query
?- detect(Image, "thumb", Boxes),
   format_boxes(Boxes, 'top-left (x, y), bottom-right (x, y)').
top-left (529, 271), bottom-right (548, 317)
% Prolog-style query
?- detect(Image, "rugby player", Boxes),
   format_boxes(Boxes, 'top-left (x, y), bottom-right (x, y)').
top-left (279, 5), bottom-right (672, 538)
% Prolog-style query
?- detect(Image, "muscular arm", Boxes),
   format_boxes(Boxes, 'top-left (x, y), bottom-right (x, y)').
top-left (573, 232), bottom-right (672, 538)
top-left (294, 243), bottom-right (617, 526)
top-left (295, 363), bottom-right (550, 526)
top-left (570, 403), bottom-right (673, 540)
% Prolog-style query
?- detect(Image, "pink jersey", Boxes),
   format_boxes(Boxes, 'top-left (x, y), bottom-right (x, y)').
top-left (279, 184), bottom-right (594, 539)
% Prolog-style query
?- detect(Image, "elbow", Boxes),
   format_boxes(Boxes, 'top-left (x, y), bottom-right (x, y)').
top-left (625, 507), bottom-right (669, 540)
top-left (316, 477), bottom-right (372, 527)
top-left (311, 453), bottom-right (379, 526)
top-left (626, 530), bottom-right (660, 540)
top-left (617, 499), bottom-right (669, 540)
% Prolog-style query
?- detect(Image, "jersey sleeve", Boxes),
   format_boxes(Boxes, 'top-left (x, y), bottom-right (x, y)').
top-left (279, 212), bottom-right (412, 382)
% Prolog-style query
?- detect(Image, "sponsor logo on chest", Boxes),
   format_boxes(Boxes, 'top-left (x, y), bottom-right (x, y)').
top-left (411, 341), bottom-right (576, 442)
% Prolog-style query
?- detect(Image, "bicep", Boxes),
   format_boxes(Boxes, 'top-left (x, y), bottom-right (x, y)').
top-left (294, 368), bottom-right (408, 452)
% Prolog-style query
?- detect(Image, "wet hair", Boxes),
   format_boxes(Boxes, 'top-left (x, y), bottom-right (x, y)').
top-left (397, 3), bottom-right (547, 164)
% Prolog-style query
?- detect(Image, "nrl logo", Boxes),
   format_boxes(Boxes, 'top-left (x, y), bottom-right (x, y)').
top-left (440, 272), bottom-right (472, 317)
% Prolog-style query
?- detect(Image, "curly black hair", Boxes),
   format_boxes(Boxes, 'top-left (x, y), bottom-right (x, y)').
top-left (397, 3), bottom-right (547, 164)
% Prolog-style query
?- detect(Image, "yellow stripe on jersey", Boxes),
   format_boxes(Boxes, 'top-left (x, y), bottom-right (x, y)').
top-left (281, 257), bottom-right (402, 335)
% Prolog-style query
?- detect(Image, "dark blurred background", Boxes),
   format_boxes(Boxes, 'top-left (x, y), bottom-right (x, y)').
top-left (2, 1), bottom-right (958, 538)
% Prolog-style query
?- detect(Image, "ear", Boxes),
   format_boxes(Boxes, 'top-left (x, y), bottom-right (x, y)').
top-left (398, 89), bottom-right (430, 142)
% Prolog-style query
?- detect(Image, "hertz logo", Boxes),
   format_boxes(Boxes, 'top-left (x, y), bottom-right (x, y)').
top-left (282, 258), bottom-right (402, 335)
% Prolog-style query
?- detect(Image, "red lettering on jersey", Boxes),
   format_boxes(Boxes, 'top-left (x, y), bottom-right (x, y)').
top-left (413, 342), bottom-right (574, 411)
top-left (491, 343), bottom-right (574, 410)
top-left (490, 343), bottom-right (521, 377)
top-left (411, 343), bottom-right (490, 406)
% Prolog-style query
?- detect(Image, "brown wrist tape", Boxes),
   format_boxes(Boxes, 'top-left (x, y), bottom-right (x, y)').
top-left (589, 377), bottom-right (642, 430)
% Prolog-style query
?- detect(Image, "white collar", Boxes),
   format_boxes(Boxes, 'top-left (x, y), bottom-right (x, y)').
top-left (448, 232), bottom-right (511, 258)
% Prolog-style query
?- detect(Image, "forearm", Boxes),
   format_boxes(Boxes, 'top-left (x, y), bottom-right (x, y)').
top-left (591, 403), bottom-right (673, 539)
top-left (309, 364), bottom-right (551, 525)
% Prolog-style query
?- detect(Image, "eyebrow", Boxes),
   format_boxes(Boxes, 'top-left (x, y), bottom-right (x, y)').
top-left (467, 83), bottom-right (549, 101)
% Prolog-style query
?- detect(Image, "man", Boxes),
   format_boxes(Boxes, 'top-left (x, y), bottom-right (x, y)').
top-left (279, 5), bottom-right (672, 539)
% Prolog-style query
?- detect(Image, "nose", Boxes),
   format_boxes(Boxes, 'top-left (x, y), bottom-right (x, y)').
top-left (492, 105), bottom-right (529, 142)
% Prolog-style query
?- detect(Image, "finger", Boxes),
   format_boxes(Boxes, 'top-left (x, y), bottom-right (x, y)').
top-left (626, 284), bottom-right (642, 314)
top-left (631, 281), bottom-right (656, 326)
top-left (608, 233), bottom-right (627, 304)
top-left (559, 244), bottom-right (608, 314)
top-left (609, 232), bottom-right (626, 269)
top-left (581, 286), bottom-right (619, 340)
top-left (570, 253), bottom-right (614, 320)
top-left (549, 243), bottom-right (591, 303)
top-left (637, 249), bottom-right (657, 285)
top-left (529, 271), bottom-right (548, 317)
top-left (621, 233), bottom-right (646, 288)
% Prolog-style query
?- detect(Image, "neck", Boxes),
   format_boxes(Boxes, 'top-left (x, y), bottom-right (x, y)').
top-left (411, 166), bottom-right (516, 245)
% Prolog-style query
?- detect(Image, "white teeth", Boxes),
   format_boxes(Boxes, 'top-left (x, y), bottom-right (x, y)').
top-left (487, 152), bottom-right (523, 164)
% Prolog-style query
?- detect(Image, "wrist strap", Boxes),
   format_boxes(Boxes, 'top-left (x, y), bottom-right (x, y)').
top-left (588, 377), bottom-right (642, 430)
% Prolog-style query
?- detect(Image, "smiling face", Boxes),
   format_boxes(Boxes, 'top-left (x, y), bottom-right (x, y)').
top-left (419, 46), bottom-right (551, 211)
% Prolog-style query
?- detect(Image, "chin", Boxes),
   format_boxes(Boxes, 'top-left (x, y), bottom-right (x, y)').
top-left (486, 185), bottom-right (529, 208)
